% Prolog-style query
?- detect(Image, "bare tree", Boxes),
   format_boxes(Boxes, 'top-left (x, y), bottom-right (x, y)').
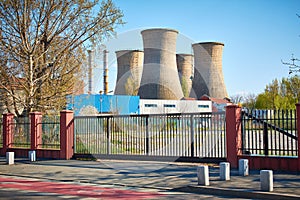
top-left (282, 54), bottom-right (300, 74)
top-left (230, 94), bottom-right (244, 104)
top-left (243, 93), bottom-right (257, 109)
top-left (0, 0), bottom-right (123, 116)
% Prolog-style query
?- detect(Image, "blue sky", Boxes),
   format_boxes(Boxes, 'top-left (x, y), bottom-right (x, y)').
top-left (92, 0), bottom-right (300, 97)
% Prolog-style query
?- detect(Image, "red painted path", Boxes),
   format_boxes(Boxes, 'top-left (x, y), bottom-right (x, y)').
top-left (0, 176), bottom-right (164, 199)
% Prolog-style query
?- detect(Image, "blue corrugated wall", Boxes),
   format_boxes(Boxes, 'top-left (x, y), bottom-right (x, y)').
top-left (66, 94), bottom-right (140, 116)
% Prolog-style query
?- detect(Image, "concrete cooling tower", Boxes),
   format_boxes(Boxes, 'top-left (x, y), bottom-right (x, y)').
top-left (114, 50), bottom-right (144, 95)
top-left (191, 42), bottom-right (227, 99)
top-left (176, 54), bottom-right (194, 98)
top-left (138, 28), bottom-right (184, 100)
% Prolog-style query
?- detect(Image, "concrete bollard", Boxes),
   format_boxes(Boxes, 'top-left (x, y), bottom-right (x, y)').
top-left (239, 159), bottom-right (249, 176)
top-left (260, 170), bottom-right (273, 192)
top-left (220, 162), bottom-right (230, 181)
top-left (6, 152), bottom-right (14, 165)
top-left (29, 150), bottom-right (36, 162)
top-left (197, 165), bottom-right (209, 186)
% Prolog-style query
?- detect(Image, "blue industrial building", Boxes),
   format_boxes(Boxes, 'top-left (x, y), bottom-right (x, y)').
top-left (66, 94), bottom-right (140, 116)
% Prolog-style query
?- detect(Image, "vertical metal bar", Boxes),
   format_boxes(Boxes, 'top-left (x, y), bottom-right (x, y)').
top-left (286, 109), bottom-right (290, 156)
top-left (146, 115), bottom-right (149, 156)
top-left (241, 111), bottom-right (244, 154)
top-left (263, 122), bottom-right (268, 156)
top-left (290, 110), bottom-right (293, 156)
top-left (274, 109), bottom-right (277, 155)
top-left (292, 110), bottom-right (296, 156)
top-left (193, 115), bottom-right (197, 157)
top-left (106, 117), bottom-right (110, 155)
top-left (190, 114), bottom-right (194, 158)
top-left (251, 110), bottom-right (255, 154)
top-left (267, 110), bottom-right (272, 155)
top-left (281, 110), bottom-right (285, 155)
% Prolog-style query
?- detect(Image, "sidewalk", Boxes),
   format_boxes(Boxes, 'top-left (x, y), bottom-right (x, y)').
top-left (0, 157), bottom-right (299, 199)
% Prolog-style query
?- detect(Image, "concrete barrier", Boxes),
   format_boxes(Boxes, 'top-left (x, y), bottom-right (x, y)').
top-left (6, 152), bottom-right (14, 165)
top-left (239, 159), bottom-right (249, 176)
top-left (260, 170), bottom-right (273, 192)
top-left (197, 165), bottom-right (209, 186)
top-left (220, 162), bottom-right (230, 181)
top-left (29, 150), bottom-right (36, 162)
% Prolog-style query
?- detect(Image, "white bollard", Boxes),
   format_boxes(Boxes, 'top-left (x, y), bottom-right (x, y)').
top-left (28, 150), bottom-right (36, 162)
top-left (220, 162), bottom-right (230, 181)
top-left (197, 165), bottom-right (209, 186)
top-left (239, 159), bottom-right (249, 176)
top-left (6, 152), bottom-right (14, 165)
top-left (260, 170), bottom-right (273, 192)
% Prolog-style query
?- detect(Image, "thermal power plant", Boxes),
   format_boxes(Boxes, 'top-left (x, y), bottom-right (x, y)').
top-left (114, 50), bottom-right (144, 95)
top-left (138, 28), bottom-right (184, 100)
top-left (192, 42), bottom-right (228, 99)
top-left (176, 54), bottom-right (194, 98)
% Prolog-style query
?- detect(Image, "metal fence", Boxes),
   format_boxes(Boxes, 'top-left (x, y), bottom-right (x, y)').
top-left (11, 117), bottom-right (31, 148)
top-left (40, 115), bottom-right (60, 149)
top-left (241, 109), bottom-right (298, 156)
top-left (0, 118), bottom-right (2, 148)
top-left (74, 112), bottom-right (226, 160)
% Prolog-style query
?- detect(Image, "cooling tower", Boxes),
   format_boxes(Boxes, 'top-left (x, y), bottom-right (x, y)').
top-left (191, 42), bottom-right (228, 99)
top-left (176, 54), bottom-right (194, 98)
top-left (138, 28), bottom-right (184, 99)
top-left (114, 50), bottom-right (144, 95)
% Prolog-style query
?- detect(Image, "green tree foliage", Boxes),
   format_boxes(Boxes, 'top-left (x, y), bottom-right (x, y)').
top-left (255, 76), bottom-right (300, 109)
top-left (0, 0), bottom-right (124, 116)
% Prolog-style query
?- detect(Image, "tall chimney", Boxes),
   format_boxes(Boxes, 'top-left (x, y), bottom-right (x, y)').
top-left (87, 49), bottom-right (94, 94)
top-left (103, 49), bottom-right (109, 94)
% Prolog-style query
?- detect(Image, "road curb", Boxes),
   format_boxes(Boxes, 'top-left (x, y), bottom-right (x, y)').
top-left (173, 185), bottom-right (300, 200)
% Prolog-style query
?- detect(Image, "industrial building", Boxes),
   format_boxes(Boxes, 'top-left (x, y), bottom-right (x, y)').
top-left (66, 94), bottom-right (212, 116)
top-left (192, 42), bottom-right (228, 99)
top-left (114, 50), bottom-right (144, 95)
top-left (138, 28), bottom-right (184, 100)
top-left (68, 28), bottom-right (229, 116)
top-left (176, 54), bottom-right (194, 98)
top-left (114, 28), bottom-right (227, 101)
top-left (139, 99), bottom-right (211, 114)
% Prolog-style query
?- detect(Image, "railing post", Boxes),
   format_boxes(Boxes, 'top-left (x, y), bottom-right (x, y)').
top-left (296, 103), bottom-right (300, 171)
top-left (146, 115), bottom-right (149, 156)
top-left (60, 110), bottom-right (74, 159)
top-left (106, 116), bottom-right (111, 155)
top-left (263, 122), bottom-right (269, 156)
top-left (190, 114), bottom-right (195, 157)
top-left (225, 105), bottom-right (242, 168)
top-left (2, 113), bottom-right (14, 152)
top-left (30, 112), bottom-right (42, 150)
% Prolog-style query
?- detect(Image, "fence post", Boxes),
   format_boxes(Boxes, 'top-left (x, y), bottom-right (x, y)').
top-left (146, 115), bottom-right (149, 156)
top-left (2, 113), bottom-right (14, 152)
top-left (190, 114), bottom-right (195, 157)
top-left (60, 110), bottom-right (74, 159)
top-left (30, 112), bottom-right (42, 150)
top-left (106, 116), bottom-right (111, 155)
top-left (296, 103), bottom-right (300, 171)
top-left (263, 123), bottom-right (269, 156)
top-left (225, 104), bottom-right (242, 168)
